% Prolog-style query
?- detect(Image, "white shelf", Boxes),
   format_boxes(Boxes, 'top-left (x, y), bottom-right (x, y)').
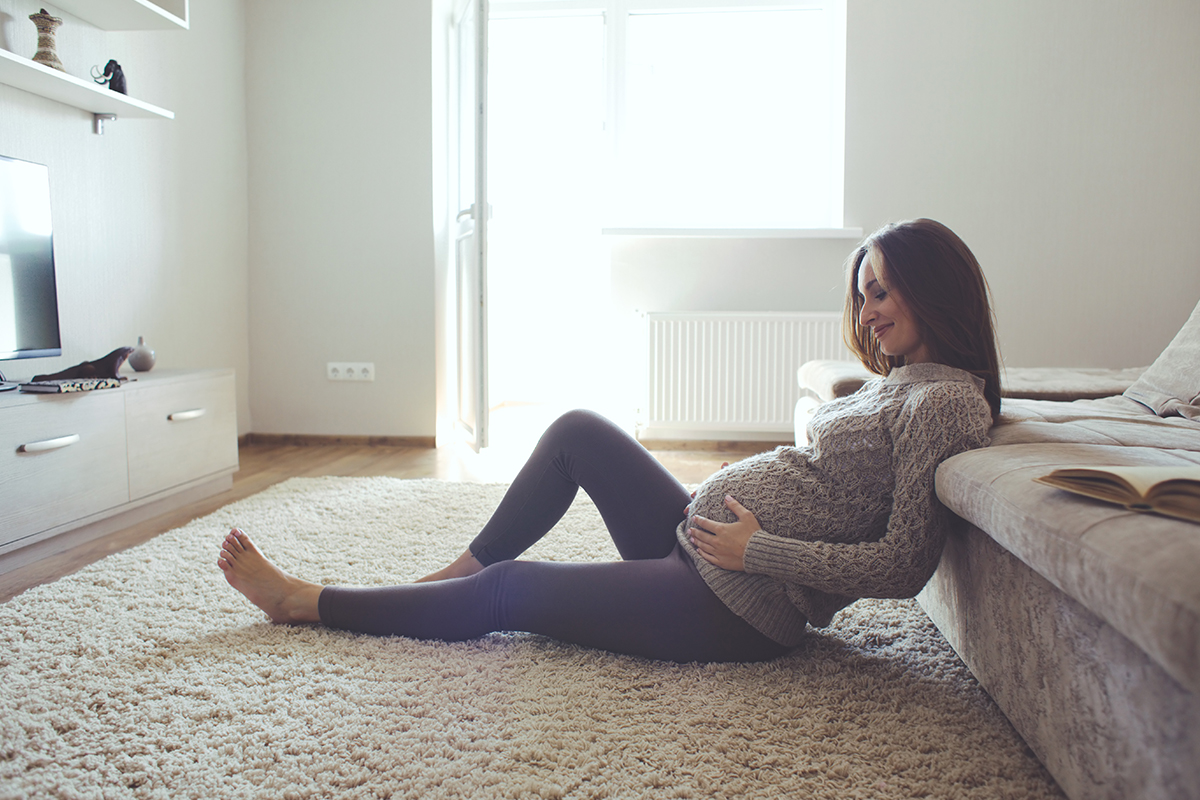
top-left (0, 47), bottom-right (173, 119)
top-left (46, 0), bottom-right (188, 31)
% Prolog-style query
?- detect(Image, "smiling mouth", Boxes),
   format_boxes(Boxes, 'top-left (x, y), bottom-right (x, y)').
top-left (874, 323), bottom-right (893, 340)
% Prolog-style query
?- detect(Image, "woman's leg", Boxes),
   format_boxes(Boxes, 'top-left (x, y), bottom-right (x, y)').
top-left (320, 544), bottom-right (792, 663)
top-left (222, 528), bottom-right (790, 662)
top-left (466, 409), bottom-right (693, 566)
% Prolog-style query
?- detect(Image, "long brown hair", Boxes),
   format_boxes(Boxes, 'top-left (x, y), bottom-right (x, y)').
top-left (843, 219), bottom-right (1002, 419)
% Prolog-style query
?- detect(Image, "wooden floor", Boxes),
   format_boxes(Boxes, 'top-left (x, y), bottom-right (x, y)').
top-left (0, 436), bottom-right (776, 603)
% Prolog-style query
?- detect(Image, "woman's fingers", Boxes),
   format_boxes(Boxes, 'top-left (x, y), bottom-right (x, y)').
top-left (688, 504), bottom-right (752, 572)
top-left (688, 526), bottom-right (714, 553)
top-left (723, 495), bottom-right (759, 528)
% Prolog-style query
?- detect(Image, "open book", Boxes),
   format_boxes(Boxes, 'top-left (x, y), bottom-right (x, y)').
top-left (1036, 465), bottom-right (1200, 524)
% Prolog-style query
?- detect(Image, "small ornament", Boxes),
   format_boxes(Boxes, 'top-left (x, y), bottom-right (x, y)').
top-left (91, 60), bottom-right (127, 95)
top-left (29, 8), bottom-right (65, 72)
top-left (129, 336), bottom-right (156, 372)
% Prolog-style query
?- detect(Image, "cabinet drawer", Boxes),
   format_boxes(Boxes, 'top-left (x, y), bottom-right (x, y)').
top-left (126, 374), bottom-right (238, 500)
top-left (0, 392), bottom-right (129, 548)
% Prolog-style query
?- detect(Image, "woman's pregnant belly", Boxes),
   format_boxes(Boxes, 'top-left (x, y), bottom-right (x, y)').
top-left (684, 449), bottom-right (885, 545)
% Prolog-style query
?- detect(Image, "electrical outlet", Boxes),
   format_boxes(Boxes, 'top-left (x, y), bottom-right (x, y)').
top-left (327, 362), bottom-right (375, 381)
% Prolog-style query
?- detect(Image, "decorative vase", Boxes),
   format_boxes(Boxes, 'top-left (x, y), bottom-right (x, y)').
top-left (29, 9), bottom-right (65, 73)
top-left (129, 336), bottom-right (156, 372)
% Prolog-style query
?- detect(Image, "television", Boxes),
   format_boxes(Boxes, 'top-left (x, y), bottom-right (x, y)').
top-left (0, 154), bottom-right (62, 388)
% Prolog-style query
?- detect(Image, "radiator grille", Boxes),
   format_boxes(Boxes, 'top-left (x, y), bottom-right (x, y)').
top-left (644, 312), bottom-right (851, 438)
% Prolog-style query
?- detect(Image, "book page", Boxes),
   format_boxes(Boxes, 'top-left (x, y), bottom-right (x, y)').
top-left (1046, 466), bottom-right (1200, 498)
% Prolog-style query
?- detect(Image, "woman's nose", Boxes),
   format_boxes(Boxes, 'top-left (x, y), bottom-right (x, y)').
top-left (859, 302), bottom-right (874, 327)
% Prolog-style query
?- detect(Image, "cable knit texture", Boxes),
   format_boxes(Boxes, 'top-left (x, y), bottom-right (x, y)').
top-left (677, 362), bottom-right (993, 645)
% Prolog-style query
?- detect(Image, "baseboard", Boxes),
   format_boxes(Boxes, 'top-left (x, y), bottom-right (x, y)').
top-left (240, 432), bottom-right (437, 449)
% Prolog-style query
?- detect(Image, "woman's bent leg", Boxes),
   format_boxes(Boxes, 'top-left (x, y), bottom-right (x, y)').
top-left (469, 410), bottom-right (693, 565)
top-left (319, 544), bottom-right (790, 663)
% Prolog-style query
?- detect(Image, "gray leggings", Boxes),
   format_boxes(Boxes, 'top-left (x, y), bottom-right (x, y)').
top-left (318, 409), bottom-right (793, 662)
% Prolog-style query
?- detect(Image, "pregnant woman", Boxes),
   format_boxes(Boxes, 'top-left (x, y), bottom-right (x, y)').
top-left (218, 218), bottom-right (1000, 663)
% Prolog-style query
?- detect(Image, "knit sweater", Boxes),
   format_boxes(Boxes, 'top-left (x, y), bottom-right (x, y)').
top-left (676, 362), bottom-right (993, 646)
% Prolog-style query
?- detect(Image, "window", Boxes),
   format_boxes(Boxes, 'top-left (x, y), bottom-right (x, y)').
top-left (491, 0), bottom-right (847, 231)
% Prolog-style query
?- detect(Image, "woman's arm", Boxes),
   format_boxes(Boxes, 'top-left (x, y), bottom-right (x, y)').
top-left (737, 382), bottom-right (991, 598)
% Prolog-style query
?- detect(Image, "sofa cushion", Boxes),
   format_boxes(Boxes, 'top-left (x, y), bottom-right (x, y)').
top-left (1124, 298), bottom-right (1200, 419)
top-left (999, 366), bottom-right (1147, 401)
top-left (994, 396), bottom-right (1200, 451)
top-left (936, 442), bottom-right (1200, 694)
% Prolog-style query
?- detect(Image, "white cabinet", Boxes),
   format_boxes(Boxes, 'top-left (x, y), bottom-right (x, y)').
top-left (125, 371), bottom-right (237, 500)
top-left (0, 391), bottom-right (129, 541)
top-left (0, 369), bottom-right (238, 555)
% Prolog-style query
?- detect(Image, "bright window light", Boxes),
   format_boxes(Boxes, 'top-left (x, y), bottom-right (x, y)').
top-left (489, 0), bottom-right (847, 231)
top-left (616, 6), bottom-right (844, 228)
top-left (487, 13), bottom-right (615, 408)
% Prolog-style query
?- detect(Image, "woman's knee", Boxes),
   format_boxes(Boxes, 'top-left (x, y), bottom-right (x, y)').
top-left (539, 409), bottom-right (616, 449)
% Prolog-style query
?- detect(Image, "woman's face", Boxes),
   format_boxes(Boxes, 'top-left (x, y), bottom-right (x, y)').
top-left (857, 248), bottom-right (932, 364)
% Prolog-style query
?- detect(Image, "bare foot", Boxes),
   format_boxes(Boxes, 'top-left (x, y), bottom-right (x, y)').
top-left (416, 548), bottom-right (484, 583)
top-left (217, 528), bottom-right (323, 624)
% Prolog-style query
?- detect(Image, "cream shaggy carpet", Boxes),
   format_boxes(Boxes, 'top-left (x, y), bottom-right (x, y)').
top-left (1, 477), bottom-right (1064, 800)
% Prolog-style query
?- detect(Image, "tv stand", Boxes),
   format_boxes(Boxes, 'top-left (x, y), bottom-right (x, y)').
top-left (0, 369), bottom-right (238, 573)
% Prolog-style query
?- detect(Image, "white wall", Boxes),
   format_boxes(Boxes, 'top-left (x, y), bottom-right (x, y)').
top-left (6, 1), bottom-right (1192, 445)
top-left (612, 0), bottom-right (1200, 370)
top-left (244, 0), bottom-right (436, 438)
top-left (0, 0), bottom-right (251, 431)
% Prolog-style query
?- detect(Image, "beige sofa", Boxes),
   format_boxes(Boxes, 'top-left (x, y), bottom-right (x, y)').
top-left (796, 300), bottom-right (1200, 800)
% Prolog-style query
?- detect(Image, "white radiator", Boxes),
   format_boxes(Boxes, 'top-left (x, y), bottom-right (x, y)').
top-left (642, 312), bottom-right (852, 440)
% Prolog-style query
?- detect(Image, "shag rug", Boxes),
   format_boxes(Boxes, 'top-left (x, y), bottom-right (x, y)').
top-left (1, 478), bottom-right (1064, 800)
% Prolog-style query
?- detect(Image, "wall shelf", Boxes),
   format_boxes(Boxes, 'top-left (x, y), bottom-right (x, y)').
top-left (0, 48), bottom-right (173, 121)
top-left (47, 0), bottom-right (188, 31)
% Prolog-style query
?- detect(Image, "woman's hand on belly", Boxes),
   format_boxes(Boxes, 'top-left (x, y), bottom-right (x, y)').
top-left (688, 495), bottom-right (759, 572)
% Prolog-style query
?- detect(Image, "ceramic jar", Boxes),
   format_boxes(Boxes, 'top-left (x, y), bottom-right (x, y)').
top-left (129, 336), bottom-right (156, 372)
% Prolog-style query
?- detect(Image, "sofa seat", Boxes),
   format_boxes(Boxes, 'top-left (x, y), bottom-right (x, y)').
top-left (936, 439), bottom-right (1200, 696)
top-left (933, 393), bottom-right (1200, 800)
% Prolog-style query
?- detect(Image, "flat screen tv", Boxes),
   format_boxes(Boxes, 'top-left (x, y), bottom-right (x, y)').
top-left (0, 154), bottom-right (62, 378)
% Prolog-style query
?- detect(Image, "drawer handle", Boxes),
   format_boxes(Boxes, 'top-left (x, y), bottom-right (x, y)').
top-left (18, 433), bottom-right (81, 454)
top-left (168, 408), bottom-right (206, 422)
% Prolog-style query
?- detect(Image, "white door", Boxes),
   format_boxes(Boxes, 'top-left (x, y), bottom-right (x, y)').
top-left (453, 0), bottom-right (489, 451)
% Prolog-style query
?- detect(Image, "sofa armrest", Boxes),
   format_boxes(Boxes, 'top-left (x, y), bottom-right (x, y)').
top-left (797, 360), bottom-right (872, 402)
